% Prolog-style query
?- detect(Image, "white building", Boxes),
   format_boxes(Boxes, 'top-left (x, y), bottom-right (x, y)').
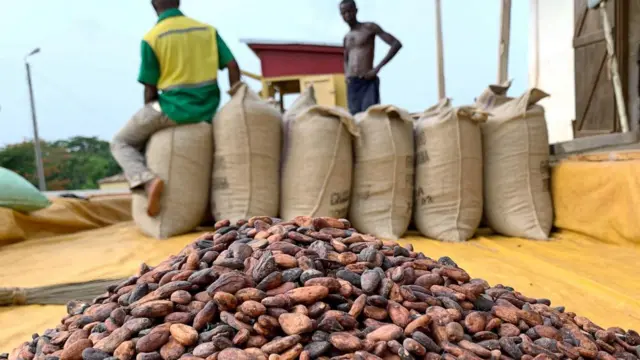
top-left (529, 0), bottom-right (639, 145)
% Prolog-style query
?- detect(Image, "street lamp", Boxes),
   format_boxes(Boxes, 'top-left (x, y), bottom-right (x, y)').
top-left (25, 47), bottom-right (47, 191)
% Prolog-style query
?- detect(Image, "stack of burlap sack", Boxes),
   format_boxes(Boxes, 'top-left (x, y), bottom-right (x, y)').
top-left (133, 81), bottom-right (553, 242)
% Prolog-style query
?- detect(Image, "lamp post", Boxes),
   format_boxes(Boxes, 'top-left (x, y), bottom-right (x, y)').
top-left (25, 47), bottom-right (47, 191)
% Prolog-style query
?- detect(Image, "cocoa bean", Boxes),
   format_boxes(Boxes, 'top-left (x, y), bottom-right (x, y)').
top-left (136, 329), bottom-right (170, 353)
top-left (402, 339), bottom-right (426, 356)
top-left (114, 342), bottom-right (135, 360)
top-left (94, 327), bottom-right (133, 353)
top-left (131, 301), bottom-right (174, 318)
top-left (192, 302), bottom-right (217, 331)
top-left (329, 332), bottom-right (362, 352)
top-left (216, 349), bottom-right (251, 360)
top-left (366, 325), bottom-right (403, 343)
top-left (279, 343), bottom-right (303, 360)
top-left (465, 312), bottom-right (487, 334)
top-left (446, 322), bottom-right (465, 342)
top-left (159, 338), bottom-right (184, 360)
top-left (261, 335), bottom-right (301, 354)
top-left (238, 301), bottom-right (267, 318)
top-left (169, 324), bottom-right (198, 346)
top-left (207, 272), bottom-right (248, 295)
top-left (60, 340), bottom-right (93, 360)
top-left (278, 313), bottom-right (314, 335)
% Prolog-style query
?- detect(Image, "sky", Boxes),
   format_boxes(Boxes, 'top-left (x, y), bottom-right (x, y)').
top-left (0, 0), bottom-right (529, 146)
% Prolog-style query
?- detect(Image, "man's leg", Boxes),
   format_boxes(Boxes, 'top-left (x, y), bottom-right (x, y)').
top-left (360, 77), bottom-right (382, 112)
top-left (347, 77), bottom-right (364, 115)
top-left (110, 103), bottom-right (175, 216)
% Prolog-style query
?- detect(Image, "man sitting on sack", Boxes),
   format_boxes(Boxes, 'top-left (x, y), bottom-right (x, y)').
top-left (340, 0), bottom-right (402, 115)
top-left (110, 0), bottom-right (241, 217)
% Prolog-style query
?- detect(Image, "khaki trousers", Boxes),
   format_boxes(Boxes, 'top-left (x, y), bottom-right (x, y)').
top-left (110, 102), bottom-right (176, 189)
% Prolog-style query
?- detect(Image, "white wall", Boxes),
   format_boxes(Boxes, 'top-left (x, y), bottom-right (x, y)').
top-left (529, 0), bottom-right (575, 143)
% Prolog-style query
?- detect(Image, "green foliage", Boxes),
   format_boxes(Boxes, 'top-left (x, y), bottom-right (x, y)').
top-left (0, 136), bottom-right (122, 191)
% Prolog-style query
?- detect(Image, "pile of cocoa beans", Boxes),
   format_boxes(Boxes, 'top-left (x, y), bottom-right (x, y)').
top-left (4, 216), bottom-right (639, 360)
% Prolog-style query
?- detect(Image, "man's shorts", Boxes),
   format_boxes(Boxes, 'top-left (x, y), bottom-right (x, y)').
top-left (347, 76), bottom-right (381, 115)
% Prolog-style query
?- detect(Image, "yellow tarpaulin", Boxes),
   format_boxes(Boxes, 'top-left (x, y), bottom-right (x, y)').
top-left (1, 223), bottom-right (639, 351)
top-left (552, 151), bottom-right (640, 246)
top-left (0, 195), bottom-right (132, 247)
top-left (2, 151), bottom-right (640, 352)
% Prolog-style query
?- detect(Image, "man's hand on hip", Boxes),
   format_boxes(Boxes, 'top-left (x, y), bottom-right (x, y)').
top-left (361, 69), bottom-right (378, 81)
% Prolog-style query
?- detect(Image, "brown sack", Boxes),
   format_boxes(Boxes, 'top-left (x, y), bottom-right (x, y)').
top-left (211, 82), bottom-right (282, 223)
top-left (350, 105), bottom-right (414, 239)
top-left (414, 99), bottom-right (487, 242)
top-left (284, 85), bottom-right (317, 124)
top-left (282, 86), bottom-right (317, 172)
top-left (474, 79), bottom-right (513, 111)
top-left (474, 80), bottom-right (514, 229)
top-left (280, 105), bottom-right (359, 220)
top-left (133, 122), bottom-right (213, 239)
top-left (482, 88), bottom-right (553, 240)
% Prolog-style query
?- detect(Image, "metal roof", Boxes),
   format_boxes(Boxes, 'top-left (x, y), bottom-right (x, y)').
top-left (239, 38), bottom-right (343, 48)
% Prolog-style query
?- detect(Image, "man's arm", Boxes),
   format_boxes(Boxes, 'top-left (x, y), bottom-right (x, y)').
top-left (369, 23), bottom-right (402, 74)
top-left (343, 37), bottom-right (349, 74)
top-left (227, 60), bottom-right (241, 87)
top-left (144, 85), bottom-right (159, 104)
top-left (216, 32), bottom-right (241, 87)
top-left (138, 40), bottom-right (160, 104)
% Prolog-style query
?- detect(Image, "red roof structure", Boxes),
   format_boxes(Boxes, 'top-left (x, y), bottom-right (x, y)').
top-left (241, 39), bottom-right (345, 78)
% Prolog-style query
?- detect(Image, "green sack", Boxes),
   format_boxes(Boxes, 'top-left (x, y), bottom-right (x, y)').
top-left (0, 167), bottom-right (51, 213)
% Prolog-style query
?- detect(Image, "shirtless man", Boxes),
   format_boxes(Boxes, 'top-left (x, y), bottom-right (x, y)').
top-left (340, 0), bottom-right (402, 115)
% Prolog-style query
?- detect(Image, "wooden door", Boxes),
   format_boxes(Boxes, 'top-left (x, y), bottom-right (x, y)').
top-left (573, 0), bottom-right (628, 137)
top-left (300, 75), bottom-right (337, 107)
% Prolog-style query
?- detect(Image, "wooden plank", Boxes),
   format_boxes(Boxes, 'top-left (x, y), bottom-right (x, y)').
top-left (551, 131), bottom-right (639, 156)
top-left (574, 45), bottom-right (608, 131)
top-left (573, 31), bottom-right (605, 48)
top-left (574, 0), bottom-right (589, 38)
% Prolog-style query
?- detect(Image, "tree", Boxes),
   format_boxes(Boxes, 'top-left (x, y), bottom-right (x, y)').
top-left (0, 137), bottom-right (121, 191)
top-left (52, 137), bottom-right (122, 190)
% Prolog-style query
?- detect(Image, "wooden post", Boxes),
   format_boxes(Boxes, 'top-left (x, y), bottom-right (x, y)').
top-left (498, 0), bottom-right (512, 84)
top-left (435, 0), bottom-right (446, 100)
top-left (528, 0), bottom-right (539, 88)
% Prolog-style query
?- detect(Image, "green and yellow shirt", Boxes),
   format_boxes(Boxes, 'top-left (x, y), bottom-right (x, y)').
top-left (137, 9), bottom-right (235, 123)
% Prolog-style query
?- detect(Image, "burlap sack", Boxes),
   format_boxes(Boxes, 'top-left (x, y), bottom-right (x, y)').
top-left (350, 105), bottom-right (414, 239)
top-left (473, 80), bottom-right (514, 229)
top-left (284, 85), bottom-right (317, 124)
top-left (280, 105), bottom-right (359, 220)
top-left (475, 79), bottom-right (513, 110)
top-left (211, 82), bottom-right (282, 223)
top-left (133, 122), bottom-right (213, 239)
top-left (413, 99), bottom-right (487, 242)
top-left (482, 88), bottom-right (553, 240)
top-left (282, 86), bottom-right (317, 172)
